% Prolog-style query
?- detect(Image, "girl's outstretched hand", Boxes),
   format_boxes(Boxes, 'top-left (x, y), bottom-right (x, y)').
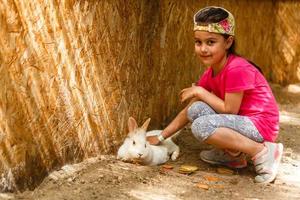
top-left (179, 86), bottom-right (203, 103)
top-left (146, 135), bottom-right (160, 145)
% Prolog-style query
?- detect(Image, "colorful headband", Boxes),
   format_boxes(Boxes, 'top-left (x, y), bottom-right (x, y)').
top-left (193, 6), bottom-right (235, 36)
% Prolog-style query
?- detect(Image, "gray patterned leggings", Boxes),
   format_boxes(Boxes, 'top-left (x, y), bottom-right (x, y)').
top-left (187, 101), bottom-right (264, 143)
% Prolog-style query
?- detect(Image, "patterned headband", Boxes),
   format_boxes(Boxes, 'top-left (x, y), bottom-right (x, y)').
top-left (193, 6), bottom-right (235, 36)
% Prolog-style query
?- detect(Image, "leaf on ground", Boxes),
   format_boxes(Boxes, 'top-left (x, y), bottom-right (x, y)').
top-left (178, 165), bottom-right (198, 175)
top-left (217, 167), bottom-right (234, 175)
top-left (178, 170), bottom-right (194, 175)
top-left (179, 165), bottom-right (198, 172)
top-left (196, 183), bottom-right (209, 190)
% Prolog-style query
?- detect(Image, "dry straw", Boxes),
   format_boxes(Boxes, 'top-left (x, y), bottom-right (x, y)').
top-left (0, 0), bottom-right (298, 191)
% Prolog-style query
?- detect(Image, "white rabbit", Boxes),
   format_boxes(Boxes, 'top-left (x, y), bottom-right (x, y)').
top-left (117, 117), bottom-right (180, 166)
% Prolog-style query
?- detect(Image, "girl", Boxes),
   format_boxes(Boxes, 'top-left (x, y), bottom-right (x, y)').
top-left (147, 6), bottom-right (283, 184)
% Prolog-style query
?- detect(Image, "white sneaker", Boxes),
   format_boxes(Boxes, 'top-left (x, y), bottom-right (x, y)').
top-left (252, 142), bottom-right (283, 183)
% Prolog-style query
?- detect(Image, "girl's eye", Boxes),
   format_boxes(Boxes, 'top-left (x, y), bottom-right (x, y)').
top-left (195, 40), bottom-right (201, 45)
top-left (133, 141), bottom-right (135, 145)
top-left (207, 40), bottom-right (215, 45)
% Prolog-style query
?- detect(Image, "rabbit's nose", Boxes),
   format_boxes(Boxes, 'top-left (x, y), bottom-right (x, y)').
top-left (138, 153), bottom-right (143, 157)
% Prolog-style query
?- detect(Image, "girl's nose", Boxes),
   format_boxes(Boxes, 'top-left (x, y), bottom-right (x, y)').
top-left (200, 45), bottom-right (208, 53)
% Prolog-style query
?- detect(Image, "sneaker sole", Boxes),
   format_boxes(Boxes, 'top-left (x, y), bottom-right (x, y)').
top-left (256, 143), bottom-right (283, 184)
top-left (200, 156), bottom-right (247, 169)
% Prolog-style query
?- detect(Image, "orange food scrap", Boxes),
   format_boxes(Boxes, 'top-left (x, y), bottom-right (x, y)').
top-left (217, 167), bottom-right (234, 175)
top-left (162, 164), bottom-right (174, 169)
top-left (212, 184), bottom-right (225, 189)
top-left (203, 175), bottom-right (221, 182)
top-left (196, 183), bottom-right (209, 190)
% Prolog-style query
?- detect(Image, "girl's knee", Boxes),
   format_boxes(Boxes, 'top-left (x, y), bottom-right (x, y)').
top-left (187, 101), bottom-right (212, 121)
top-left (191, 117), bottom-right (215, 141)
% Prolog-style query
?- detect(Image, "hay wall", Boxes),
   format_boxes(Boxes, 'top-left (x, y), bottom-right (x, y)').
top-left (0, 0), bottom-right (296, 191)
top-left (272, 0), bottom-right (300, 85)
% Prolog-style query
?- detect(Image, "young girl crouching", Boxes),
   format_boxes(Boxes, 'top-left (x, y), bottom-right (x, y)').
top-left (147, 6), bottom-right (283, 184)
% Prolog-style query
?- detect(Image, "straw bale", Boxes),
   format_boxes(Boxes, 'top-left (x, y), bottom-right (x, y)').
top-left (272, 0), bottom-right (300, 85)
top-left (0, 0), bottom-right (297, 191)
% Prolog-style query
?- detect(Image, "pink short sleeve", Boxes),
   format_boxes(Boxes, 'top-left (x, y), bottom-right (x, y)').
top-left (225, 67), bottom-right (256, 92)
top-left (196, 69), bottom-right (211, 91)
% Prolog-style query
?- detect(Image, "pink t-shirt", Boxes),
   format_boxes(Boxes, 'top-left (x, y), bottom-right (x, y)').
top-left (196, 54), bottom-right (279, 142)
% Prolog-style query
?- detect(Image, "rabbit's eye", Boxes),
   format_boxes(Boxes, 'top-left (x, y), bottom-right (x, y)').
top-left (133, 141), bottom-right (135, 145)
top-left (144, 144), bottom-right (146, 148)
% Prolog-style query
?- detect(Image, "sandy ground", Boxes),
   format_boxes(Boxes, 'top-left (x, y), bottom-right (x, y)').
top-left (1, 84), bottom-right (300, 200)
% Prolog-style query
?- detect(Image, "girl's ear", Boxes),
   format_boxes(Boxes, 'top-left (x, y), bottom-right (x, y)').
top-left (141, 118), bottom-right (151, 131)
top-left (128, 117), bottom-right (138, 133)
top-left (225, 36), bottom-right (234, 50)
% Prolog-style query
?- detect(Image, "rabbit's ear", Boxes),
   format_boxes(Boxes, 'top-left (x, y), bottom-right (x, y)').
top-left (128, 117), bottom-right (138, 133)
top-left (141, 118), bottom-right (151, 131)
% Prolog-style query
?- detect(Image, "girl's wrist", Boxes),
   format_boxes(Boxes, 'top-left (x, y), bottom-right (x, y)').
top-left (195, 87), bottom-right (203, 99)
top-left (157, 133), bottom-right (165, 142)
top-left (160, 131), bottom-right (169, 140)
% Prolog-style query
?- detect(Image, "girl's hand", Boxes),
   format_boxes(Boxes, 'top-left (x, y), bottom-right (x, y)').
top-left (146, 135), bottom-right (160, 145)
top-left (179, 86), bottom-right (203, 103)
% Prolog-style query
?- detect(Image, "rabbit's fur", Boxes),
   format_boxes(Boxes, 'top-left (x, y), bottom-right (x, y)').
top-left (117, 117), bottom-right (180, 166)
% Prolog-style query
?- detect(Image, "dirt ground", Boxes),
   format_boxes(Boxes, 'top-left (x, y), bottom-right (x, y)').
top-left (1, 84), bottom-right (300, 200)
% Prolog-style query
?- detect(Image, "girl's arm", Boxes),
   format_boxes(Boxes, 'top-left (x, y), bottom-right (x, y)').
top-left (180, 86), bottom-right (243, 114)
top-left (147, 98), bottom-right (197, 145)
top-left (147, 86), bottom-right (243, 145)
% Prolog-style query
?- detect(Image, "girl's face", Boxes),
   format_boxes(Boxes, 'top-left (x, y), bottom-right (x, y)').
top-left (194, 31), bottom-right (233, 69)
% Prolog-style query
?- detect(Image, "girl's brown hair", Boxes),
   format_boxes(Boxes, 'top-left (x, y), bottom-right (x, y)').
top-left (194, 7), bottom-right (235, 55)
top-left (194, 7), bottom-right (263, 73)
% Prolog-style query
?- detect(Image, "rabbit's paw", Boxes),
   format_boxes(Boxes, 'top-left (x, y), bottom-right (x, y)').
top-left (171, 151), bottom-right (179, 161)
